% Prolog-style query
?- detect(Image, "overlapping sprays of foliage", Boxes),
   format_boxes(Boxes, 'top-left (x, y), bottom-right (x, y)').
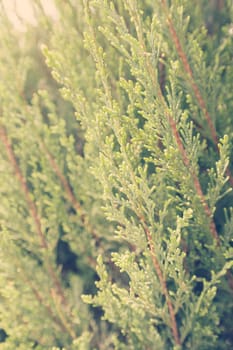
top-left (0, 1), bottom-right (232, 349)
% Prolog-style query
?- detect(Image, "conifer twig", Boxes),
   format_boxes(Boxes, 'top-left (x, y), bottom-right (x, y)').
top-left (0, 126), bottom-right (47, 249)
top-left (0, 125), bottom-right (76, 328)
top-left (50, 288), bottom-right (76, 339)
top-left (160, 0), bottom-right (233, 187)
top-left (125, 1), bottom-right (219, 244)
top-left (19, 87), bottom-right (100, 245)
top-left (125, 0), bottom-right (233, 297)
top-left (115, 118), bottom-right (181, 343)
top-left (118, 137), bottom-right (181, 344)
top-left (166, 113), bottom-right (220, 244)
top-left (142, 4), bottom-right (233, 290)
top-left (139, 214), bottom-right (181, 346)
top-left (23, 273), bottom-right (68, 334)
top-left (38, 140), bottom-right (100, 243)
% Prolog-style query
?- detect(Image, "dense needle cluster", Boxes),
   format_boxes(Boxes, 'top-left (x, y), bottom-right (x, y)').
top-left (0, 1), bottom-right (232, 349)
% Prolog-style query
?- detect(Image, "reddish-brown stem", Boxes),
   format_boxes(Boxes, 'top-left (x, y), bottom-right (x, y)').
top-left (20, 88), bottom-right (100, 241)
top-left (40, 143), bottom-right (83, 216)
top-left (0, 126), bottom-right (47, 249)
top-left (217, 0), bottom-right (224, 11)
top-left (23, 274), bottom-right (68, 334)
top-left (161, 94), bottom-right (233, 288)
top-left (167, 113), bottom-right (220, 244)
top-left (167, 17), bottom-right (218, 146)
top-left (160, 0), bottom-right (233, 187)
top-left (47, 265), bottom-right (66, 305)
top-left (126, 5), bottom-right (217, 342)
top-left (50, 288), bottom-right (76, 339)
top-left (129, 0), bottom-right (233, 298)
top-left (39, 141), bottom-right (99, 242)
top-left (226, 168), bottom-right (233, 187)
top-left (13, 258), bottom-right (67, 334)
top-left (0, 125), bottom-right (66, 304)
top-left (143, 57), bottom-right (219, 243)
top-left (113, 7), bottom-right (181, 330)
top-left (139, 215), bottom-right (181, 345)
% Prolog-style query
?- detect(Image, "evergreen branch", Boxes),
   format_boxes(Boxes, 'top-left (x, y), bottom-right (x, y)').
top-left (19, 89), bottom-right (99, 270)
top-left (125, 0), bottom-right (233, 295)
top-left (38, 140), bottom-right (100, 243)
top-left (162, 106), bottom-right (233, 290)
top-left (162, 1), bottom-right (218, 145)
top-left (50, 288), bottom-right (77, 339)
top-left (0, 125), bottom-right (47, 249)
top-left (84, 0), bottom-right (112, 108)
top-left (160, 0), bottom-right (233, 187)
top-left (22, 273), bottom-right (69, 335)
top-left (166, 112), bottom-right (220, 244)
top-left (0, 125), bottom-right (75, 328)
top-left (113, 119), bottom-right (181, 344)
top-left (84, 21), bottom-right (182, 346)
top-left (150, 9), bottom-right (233, 291)
top-left (139, 214), bottom-right (181, 346)
top-left (19, 85), bottom-right (100, 246)
top-left (0, 1), bottom-right (232, 347)
top-left (125, 0), bottom-right (219, 244)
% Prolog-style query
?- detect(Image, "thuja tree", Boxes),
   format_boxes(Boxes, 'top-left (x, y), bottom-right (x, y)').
top-left (0, 0), bottom-right (233, 349)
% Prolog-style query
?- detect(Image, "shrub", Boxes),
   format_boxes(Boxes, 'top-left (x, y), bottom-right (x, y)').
top-left (0, 1), bottom-right (232, 349)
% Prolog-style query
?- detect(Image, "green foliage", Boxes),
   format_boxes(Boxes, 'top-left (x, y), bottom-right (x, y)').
top-left (0, 0), bottom-right (233, 349)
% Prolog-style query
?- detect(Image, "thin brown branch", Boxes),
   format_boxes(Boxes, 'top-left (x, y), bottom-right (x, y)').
top-left (167, 18), bottom-right (218, 145)
top-left (0, 125), bottom-right (47, 249)
top-left (0, 125), bottom-right (67, 305)
top-left (23, 274), bottom-right (68, 334)
top-left (20, 85), bottom-right (100, 242)
top-left (139, 215), bottom-right (181, 345)
top-left (0, 124), bottom-right (80, 335)
top-left (38, 140), bottom-right (100, 242)
top-left (160, 0), bottom-right (233, 187)
top-left (40, 142), bottom-right (83, 215)
top-left (166, 113), bottom-right (220, 244)
top-left (111, 7), bottom-right (181, 335)
top-left (25, 268), bottom-right (77, 339)
top-left (137, 40), bottom-right (219, 242)
top-left (132, 0), bottom-right (222, 243)
top-left (159, 66), bottom-right (233, 291)
top-left (127, 2), bottom-right (233, 295)
top-left (50, 288), bottom-right (76, 339)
